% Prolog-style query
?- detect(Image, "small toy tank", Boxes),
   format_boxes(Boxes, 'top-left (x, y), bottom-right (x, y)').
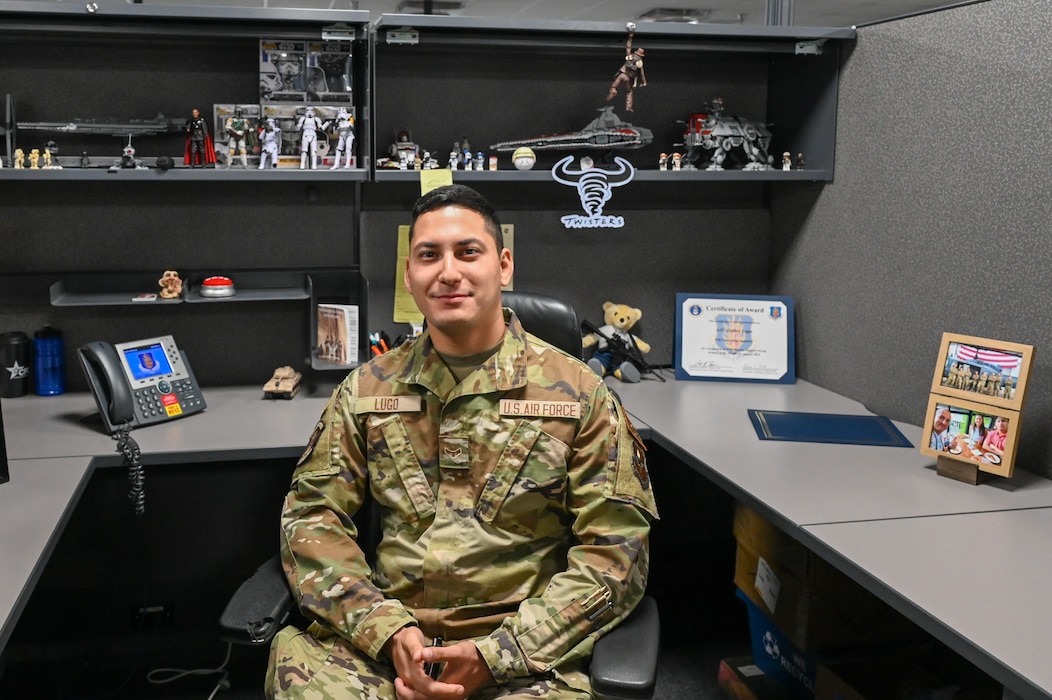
top-left (263, 366), bottom-right (302, 399)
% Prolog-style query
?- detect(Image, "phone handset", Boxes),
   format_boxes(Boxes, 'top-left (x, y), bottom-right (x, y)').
top-left (78, 341), bottom-right (135, 434)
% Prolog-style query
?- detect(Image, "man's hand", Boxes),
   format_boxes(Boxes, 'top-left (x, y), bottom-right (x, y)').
top-left (386, 628), bottom-right (494, 700)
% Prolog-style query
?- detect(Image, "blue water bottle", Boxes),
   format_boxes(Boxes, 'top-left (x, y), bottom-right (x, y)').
top-left (33, 325), bottom-right (66, 396)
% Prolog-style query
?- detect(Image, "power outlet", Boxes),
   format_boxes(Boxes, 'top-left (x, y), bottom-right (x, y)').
top-left (134, 604), bottom-right (174, 627)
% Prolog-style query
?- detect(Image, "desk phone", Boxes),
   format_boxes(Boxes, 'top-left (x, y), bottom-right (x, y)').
top-left (78, 335), bottom-right (205, 434)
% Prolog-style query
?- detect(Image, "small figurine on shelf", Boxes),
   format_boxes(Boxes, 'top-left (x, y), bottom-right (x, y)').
top-left (79, 152), bottom-right (91, 169)
top-left (28, 148), bottom-right (41, 169)
top-left (474, 152), bottom-right (485, 171)
top-left (448, 145), bottom-right (458, 169)
top-left (224, 106), bottom-right (254, 169)
top-left (782, 152), bottom-right (792, 171)
top-left (671, 152), bottom-right (682, 171)
top-left (13, 148), bottom-right (24, 169)
top-left (658, 152), bottom-right (668, 170)
top-left (158, 270), bottom-right (183, 299)
top-left (795, 152), bottom-right (805, 170)
top-left (607, 22), bottom-right (646, 112)
top-left (330, 107), bottom-right (355, 170)
top-left (296, 106), bottom-right (327, 170)
top-left (184, 108), bottom-right (216, 168)
top-left (258, 118), bottom-right (282, 169)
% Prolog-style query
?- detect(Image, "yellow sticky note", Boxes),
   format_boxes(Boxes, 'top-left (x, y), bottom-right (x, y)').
top-left (393, 224), bottom-right (424, 324)
top-left (420, 169), bottom-right (453, 195)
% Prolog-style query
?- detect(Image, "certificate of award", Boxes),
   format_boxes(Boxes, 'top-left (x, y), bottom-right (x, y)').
top-left (674, 293), bottom-right (795, 383)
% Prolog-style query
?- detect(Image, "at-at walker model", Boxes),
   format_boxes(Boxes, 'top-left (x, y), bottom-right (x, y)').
top-left (677, 98), bottom-right (773, 171)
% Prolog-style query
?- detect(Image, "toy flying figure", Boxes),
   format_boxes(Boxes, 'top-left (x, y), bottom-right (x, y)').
top-left (184, 108), bottom-right (216, 168)
top-left (607, 22), bottom-right (646, 112)
top-left (258, 118), bottom-right (282, 170)
top-left (296, 106), bottom-right (327, 169)
top-left (329, 107), bottom-right (354, 170)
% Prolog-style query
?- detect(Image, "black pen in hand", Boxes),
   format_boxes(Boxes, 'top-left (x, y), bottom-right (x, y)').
top-left (424, 637), bottom-right (443, 680)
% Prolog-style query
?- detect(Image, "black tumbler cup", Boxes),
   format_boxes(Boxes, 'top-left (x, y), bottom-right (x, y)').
top-left (0, 331), bottom-right (31, 398)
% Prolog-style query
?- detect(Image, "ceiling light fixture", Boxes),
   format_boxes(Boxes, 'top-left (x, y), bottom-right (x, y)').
top-left (637, 7), bottom-right (713, 23)
top-left (395, 0), bottom-right (466, 15)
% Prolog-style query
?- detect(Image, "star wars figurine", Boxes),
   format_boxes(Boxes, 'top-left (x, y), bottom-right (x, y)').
top-left (158, 270), bottom-right (183, 299)
top-left (296, 106), bottom-right (327, 170)
top-left (29, 148), bottom-right (41, 169)
top-left (184, 108), bottom-right (215, 168)
top-left (607, 23), bottom-right (646, 112)
top-left (224, 106), bottom-right (254, 169)
top-left (330, 107), bottom-right (354, 170)
top-left (258, 118), bottom-right (282, 169)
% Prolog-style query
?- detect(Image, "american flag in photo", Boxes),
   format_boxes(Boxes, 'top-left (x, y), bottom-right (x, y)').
top-left (955, 344), bottom-right (1021, 370)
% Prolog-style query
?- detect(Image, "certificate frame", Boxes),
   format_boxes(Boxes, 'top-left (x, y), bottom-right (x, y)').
top-left (674, 293), bottom-right (795, 383)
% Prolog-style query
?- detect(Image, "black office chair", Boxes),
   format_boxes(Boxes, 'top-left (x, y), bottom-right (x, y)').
top-left (220, 292), bottom-right (659, 699)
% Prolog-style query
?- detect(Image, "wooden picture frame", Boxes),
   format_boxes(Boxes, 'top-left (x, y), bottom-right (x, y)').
top-left (930, 333), bottom-right (1034, 412)
top-left (920, 394), bottom-right (1020, 478)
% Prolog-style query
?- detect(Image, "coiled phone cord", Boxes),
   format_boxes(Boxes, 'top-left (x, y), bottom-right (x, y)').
top-left (114, 425), bottom-right (146, 515)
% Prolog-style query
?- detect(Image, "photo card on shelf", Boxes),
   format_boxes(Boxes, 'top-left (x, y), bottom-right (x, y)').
top-left (315, 302), bottom-right (359, 367)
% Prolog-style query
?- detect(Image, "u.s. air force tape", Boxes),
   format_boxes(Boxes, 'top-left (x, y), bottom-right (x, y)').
top-left (499, 399), bottom-right (581, 419)
top-left (354, 396), bottom-right (423, 413)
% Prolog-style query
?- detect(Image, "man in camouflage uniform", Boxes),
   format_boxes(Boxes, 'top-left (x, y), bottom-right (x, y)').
top-left (268, 184), bottom-right (657, 699)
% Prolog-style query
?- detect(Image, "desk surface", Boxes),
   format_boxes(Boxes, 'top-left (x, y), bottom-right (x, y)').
top-left (0, 387), bottom-right (331, 651)
top-left (4, 379), bottom-right (1052, 698)
top-left (612, 377), bottom-right (1052, 526)
top-left (806, 509), bottom-right (1052, 700)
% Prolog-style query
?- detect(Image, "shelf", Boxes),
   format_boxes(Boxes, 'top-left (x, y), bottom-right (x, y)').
top-left (374, 167), bottom-right (832, 183)
top-left (184, 271), bottom-right (312, 303)
top-left (50, 271), bottom-right (315, 307)
top-left (0, 167), bottom-right (369, 182)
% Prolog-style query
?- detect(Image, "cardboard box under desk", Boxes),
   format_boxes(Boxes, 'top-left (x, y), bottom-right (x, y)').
top-left (718, 655), bottom-right (794, 700)
top-left (733, 503), bottom-right (923, 653)
top-left (814, 643), bottom-right (1002, 700)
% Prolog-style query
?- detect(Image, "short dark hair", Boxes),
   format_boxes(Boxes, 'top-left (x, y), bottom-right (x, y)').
top-left (409, 184), bottom-right (503, 249)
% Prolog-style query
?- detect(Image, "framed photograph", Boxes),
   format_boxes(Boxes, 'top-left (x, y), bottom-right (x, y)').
top-left (674, 293), bottom-right (795, 383)
top-left (920, 394), bottom-right (1020, 478)
top-left (930, 333), bottom-right (1034, 411)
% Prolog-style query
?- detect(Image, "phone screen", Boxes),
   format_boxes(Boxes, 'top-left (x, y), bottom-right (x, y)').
top-left (122, 343), bottom-right (174, 381)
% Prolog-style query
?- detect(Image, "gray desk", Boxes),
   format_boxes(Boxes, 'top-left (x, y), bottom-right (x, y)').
top-left (0, 387), bottom-right (330, 651)
top-left (806, 510), bottom-right (1052, 700)
top-left (614, 378), bottom-right (1052, 526)
top-left (4, 379), bottom-right (1052, 698)
top-left (614, 376), bottom-right (1052, 699)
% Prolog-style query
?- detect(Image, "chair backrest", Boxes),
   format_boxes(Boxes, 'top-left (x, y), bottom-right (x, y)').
top-left (502, 291), bottom-right (583, 360)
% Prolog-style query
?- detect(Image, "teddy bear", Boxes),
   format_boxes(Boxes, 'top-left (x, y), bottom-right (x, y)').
top-left (582, 301), bottom-right (651, 382)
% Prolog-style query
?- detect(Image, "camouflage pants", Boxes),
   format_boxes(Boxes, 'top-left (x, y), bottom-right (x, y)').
top-left (266, 624), bottom-right (592, 699)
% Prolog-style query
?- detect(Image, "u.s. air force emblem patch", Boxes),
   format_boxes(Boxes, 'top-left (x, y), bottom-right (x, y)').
top-left (715, 313), bottom-right (753, 354)
top-left (297, 419), bottom-right (324, 467)
top-left (628, 419), bottom-right (649, 490)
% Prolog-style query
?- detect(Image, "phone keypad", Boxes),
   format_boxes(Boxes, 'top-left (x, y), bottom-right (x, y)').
top-left (133, 379), bottom-right (204, 422)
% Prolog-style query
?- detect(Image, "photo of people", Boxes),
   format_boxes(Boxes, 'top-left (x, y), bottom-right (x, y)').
top-left (931, 333), bottom-right (1033, 411)
top-left (922, 395), bottom-right (1019, 478)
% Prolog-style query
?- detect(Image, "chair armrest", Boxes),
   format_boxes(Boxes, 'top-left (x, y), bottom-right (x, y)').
top-left (590, 596), bottom-right (660, 699)
top-left (219, 553), bottom-right (293, 646)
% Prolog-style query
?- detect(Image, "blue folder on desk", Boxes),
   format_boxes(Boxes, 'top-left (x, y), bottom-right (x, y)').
top-left (748, 409), bottom-right (913, 448)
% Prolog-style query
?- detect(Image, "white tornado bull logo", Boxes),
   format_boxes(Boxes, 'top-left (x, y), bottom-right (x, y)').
top-left (551, 155), bottom-right (635, 228)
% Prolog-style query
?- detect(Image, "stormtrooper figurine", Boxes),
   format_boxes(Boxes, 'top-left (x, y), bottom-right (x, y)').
top-left (330, 107), bottom-right (355, 170)
top-left (296, 106), bottom-right (327, 170)
top-left (258, 118), bottom-right (282, 170)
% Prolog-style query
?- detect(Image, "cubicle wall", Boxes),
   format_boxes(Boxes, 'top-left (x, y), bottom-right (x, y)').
top-left (771, 0), bottom-right (1052, 479)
